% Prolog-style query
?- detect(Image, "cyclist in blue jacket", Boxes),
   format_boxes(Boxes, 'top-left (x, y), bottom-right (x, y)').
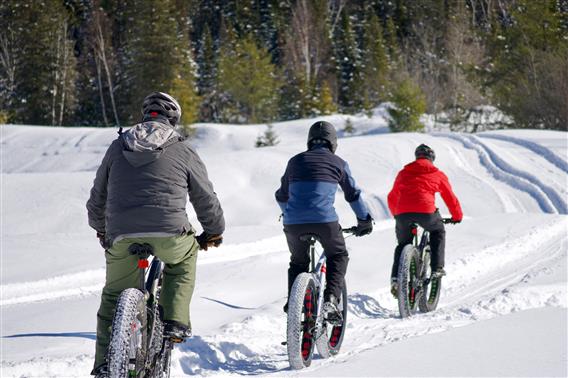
top-left (275, 121), bottom-right (373, 321)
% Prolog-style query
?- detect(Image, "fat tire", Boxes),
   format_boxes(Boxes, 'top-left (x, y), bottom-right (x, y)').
top-left (151, 338), bottom-right (172, 378)
top-left (287, 273), bottom-right (317, 370)
top-left (107, 288), bottom-right (145, 378)
top-left (316, 280), bottom-right (347, 358)
top-left (397, 245), bottom-right (420, 318)
top-left (418, 249), bottom-right (442, 312)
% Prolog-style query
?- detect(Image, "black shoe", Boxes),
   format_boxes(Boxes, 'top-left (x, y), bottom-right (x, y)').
top-left (283, 302), bottom-right (288, 313)
top-left (322, 294), bottom-right (342, 325)
top-left (431, 268), bottom-right (446, 278)
top-left (390, 277), bottom-right (398, 298)
top-left (164, 321), bottom-right (192, 343)
top-left (91, 363), bottom-right (108, 378)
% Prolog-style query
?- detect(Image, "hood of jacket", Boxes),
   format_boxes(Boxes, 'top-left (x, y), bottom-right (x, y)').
top-left (403, 158), bottom-right (439, 174)
top-left (121, 117), bottom-right (182, 167)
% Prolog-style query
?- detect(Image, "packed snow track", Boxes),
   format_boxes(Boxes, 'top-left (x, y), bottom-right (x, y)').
top-left (1, 119), bottom-right (566, 377)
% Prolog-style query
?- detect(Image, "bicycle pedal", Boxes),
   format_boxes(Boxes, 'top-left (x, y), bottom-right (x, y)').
top-left (325, 315), bottom-right (343, 326)
top-left (169, 336), bottom-right (185, 343)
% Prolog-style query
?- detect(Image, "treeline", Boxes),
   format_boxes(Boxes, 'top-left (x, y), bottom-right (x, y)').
top-left (0, 0), bottom-right (566, 131)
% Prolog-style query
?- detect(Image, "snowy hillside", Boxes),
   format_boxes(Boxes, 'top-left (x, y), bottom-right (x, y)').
top-left (1, 114), bottom-right (567, 377)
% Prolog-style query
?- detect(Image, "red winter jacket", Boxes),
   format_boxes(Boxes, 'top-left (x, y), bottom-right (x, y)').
top-left (387, 158), bottom-right (463, 221)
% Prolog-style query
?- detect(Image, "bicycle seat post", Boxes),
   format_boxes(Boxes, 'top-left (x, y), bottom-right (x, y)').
top-left (128, 243), bottom-right (154, 291)
top-left (309, 238), bottom-right (316, 272)
top-left (410, 224), bottom-right (418, 245)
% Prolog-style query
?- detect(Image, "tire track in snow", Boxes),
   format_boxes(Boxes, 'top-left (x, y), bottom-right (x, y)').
top-left (3, 220), bottom-right (566, 377)
top-left (438, 133), bottom-right (567, 214)
top-left (445, 143), bottom-right (519, 213)
top-left (479, 133), bottom-right (568, 173)
top-left (163, 219), bottom-right (567, 376)
top-left (313, 218), bottom-right (568, 374)
top-left (0, 269), bottom-right (104, 306)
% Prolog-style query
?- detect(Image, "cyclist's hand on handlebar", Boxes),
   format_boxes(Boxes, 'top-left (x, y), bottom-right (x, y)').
top-left (354, 215), bottom-right (373, 236)
top-left (443, 218), bottom-right (461, 224)
top-left (196, 232), bottom-right (223, 251)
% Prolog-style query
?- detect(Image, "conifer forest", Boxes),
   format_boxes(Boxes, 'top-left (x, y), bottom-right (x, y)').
top-left (0, 0), bottom-right (566, 131)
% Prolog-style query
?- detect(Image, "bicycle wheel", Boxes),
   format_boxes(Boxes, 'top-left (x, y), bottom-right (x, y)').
top-left (418, 248), bottom-right (442, 312)
top-left (286, 273), bottom-right (317, 370)
top-left (316, 280), bottom-right (347, 358)
top-left (107, 288), bottom-right (146, 378)
top-left (151, 338), bottom-right (173, 378)
top-left (147, 260), bottom-right (171, 378)
top-left (397, 245), bottom-right (420, 318)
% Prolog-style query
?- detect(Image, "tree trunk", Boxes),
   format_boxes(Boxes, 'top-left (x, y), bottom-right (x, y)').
top-left (94, 54), bottom-right (109, 126)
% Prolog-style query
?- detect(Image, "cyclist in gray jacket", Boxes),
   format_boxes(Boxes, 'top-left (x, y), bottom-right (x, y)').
top-left (87, 92), bottom-right (224, 376)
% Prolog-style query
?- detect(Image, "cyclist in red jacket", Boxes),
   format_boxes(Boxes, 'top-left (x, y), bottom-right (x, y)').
top-left (387, 144), bottom-right (462, 296)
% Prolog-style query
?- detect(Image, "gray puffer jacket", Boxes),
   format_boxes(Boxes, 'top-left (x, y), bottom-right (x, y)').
top-left (87, 116), bottom-right (225, 244)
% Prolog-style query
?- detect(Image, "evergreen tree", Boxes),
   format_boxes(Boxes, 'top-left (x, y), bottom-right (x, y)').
top-left (361, 12), bottom-right (390, 111)
top-left (119, 0), bottom-right (199, 126)
top-left (388, 77), bottom-right (426, 132)
top-left (0, 0), bottom-right (78, 125)
top-left (333, 10), bottom-right (363, 113)
top-left (313, 82), bottom-right (337, 115)
top-left (218, 34), bottom-right (281, 123)
top-left (343, 117), bottom-right (355, 134)
top-left (384, 16), bottom-right (401, 66)
top-left (196, 24), bottom-right (219, 122)
top-left (255, 123), bottom-right (280, 147)
top-left (197, 25), bottom-right (217, 95)
top-left (282, 0), bottom-right (333, 118)
top-left (486, 0), bottom-right (567, 129)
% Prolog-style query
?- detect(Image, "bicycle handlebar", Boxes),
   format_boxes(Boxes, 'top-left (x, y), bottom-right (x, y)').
top-left (342, 226), bottom-right (357, 233)
top-left (442, 218), bottom-right (460, 225)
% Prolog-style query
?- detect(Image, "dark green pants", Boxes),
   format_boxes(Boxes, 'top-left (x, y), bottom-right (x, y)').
top-left (94, 234), bottom-right (198, 369)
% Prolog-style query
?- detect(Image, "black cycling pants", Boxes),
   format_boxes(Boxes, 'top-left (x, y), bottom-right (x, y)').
top-left (391, 212), bottom-right (445, 278)
top-left (284, 221), bottom-right (348, 300)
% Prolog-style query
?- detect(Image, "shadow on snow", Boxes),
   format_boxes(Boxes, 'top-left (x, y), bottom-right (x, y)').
top-left (348, 293), bottom-right (394, 319)
top-left (177, 335), bottom-right (288, 375)
top-left (4, 331), bottom-right (96, 340)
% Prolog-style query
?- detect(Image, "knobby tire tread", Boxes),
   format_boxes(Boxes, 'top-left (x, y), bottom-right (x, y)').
top-left (316, 280), bottom-right (347, 358)
top-left (287, 273), bottom-right (316, 370)
top-left (397, 245), bottom-right (419, 318)
top-left (107, 288), bottom-right (145, 378)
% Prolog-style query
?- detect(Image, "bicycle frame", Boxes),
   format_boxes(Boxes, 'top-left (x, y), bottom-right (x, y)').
top-left (306, 239), bottom-right (327, 334)
top-left (132, 252), bottom-right (167, 375)
top-left (410, 225), bottom-right (432, 285)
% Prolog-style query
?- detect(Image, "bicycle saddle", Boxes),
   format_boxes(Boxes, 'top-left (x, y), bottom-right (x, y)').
top-left (299, 233), bottom-right (321, 242)
top-left (128, 242), bottom-right (154, 257)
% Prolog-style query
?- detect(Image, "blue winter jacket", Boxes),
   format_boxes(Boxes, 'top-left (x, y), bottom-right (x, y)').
top-left (275, 146), bottom-right (369, 225)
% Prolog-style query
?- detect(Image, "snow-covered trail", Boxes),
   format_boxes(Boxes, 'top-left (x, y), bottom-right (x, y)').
top-left (1, 121), bottom-right (567, 377)
top-left (438, 133), bottom-right (567, 214)
top-left (4, 215), bottom-right (565, 377)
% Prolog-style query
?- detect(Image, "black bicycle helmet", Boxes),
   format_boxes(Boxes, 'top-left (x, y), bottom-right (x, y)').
top-left (142, 92), bottom-right (182, 125)
top-left (415, 144), bottom-right (436, 161)
top-left (307, 121), bottom-right (338, 153)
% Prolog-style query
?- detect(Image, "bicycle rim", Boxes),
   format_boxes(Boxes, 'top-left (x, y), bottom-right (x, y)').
top-left (287, 273), bottom-right (317, 369)
top-left (397, 245), bottom-right (420, 318)
top-left (316, 280), bottom-right (347, 357)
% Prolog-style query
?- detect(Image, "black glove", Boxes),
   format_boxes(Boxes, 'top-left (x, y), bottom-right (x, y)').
top-left (97, 232), bottom-right (111, 249)
top-left (354, 215), bottom-right (373, 237)
top-left (196, 232), bottom-right (223, 251)
top-left (450, 219), bottom-right (461, 224)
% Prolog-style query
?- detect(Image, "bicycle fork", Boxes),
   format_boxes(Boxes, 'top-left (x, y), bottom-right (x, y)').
top-left (128, 255), bottom-right (150, 374)
top-left (312, 244), bottom-right (328, 335)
